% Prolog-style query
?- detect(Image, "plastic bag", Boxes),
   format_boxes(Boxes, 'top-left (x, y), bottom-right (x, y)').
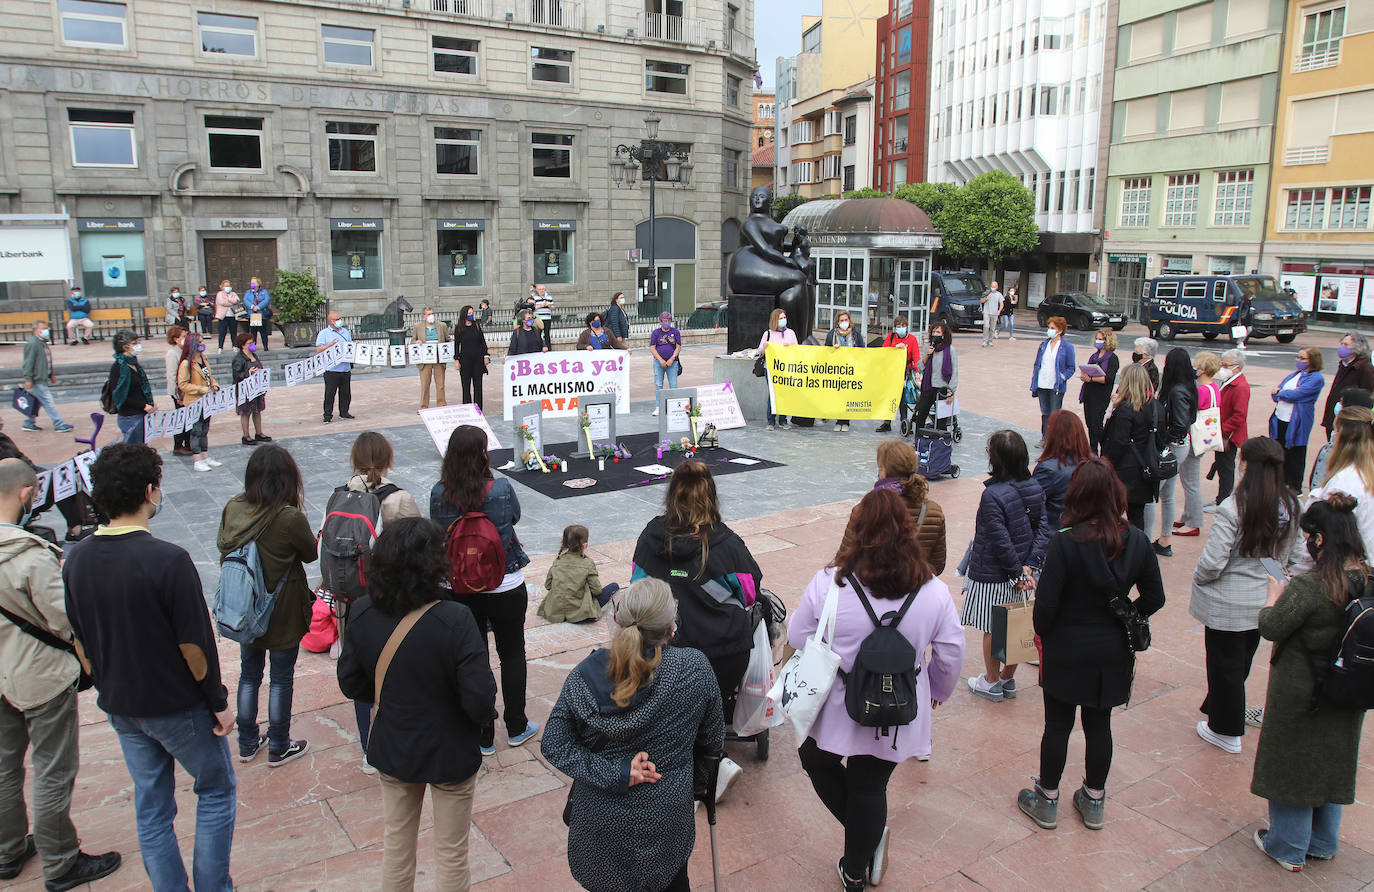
top-left (733, 619), bottom-right (783, 737)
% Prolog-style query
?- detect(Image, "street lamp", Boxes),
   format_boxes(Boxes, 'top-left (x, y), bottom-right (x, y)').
top-left (611, 115), bottom-right (691, 301)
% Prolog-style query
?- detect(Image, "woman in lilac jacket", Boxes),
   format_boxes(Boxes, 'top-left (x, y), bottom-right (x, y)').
top-left (789, 488), bottom-right (965, 891)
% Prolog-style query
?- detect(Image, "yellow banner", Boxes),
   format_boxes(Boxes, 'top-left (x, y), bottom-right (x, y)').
top-left (765, 344), bottom-right (906, 420)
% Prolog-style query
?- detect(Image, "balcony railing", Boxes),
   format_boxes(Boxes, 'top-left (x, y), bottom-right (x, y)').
top-left (724, 28), bottom-right (754, 59)
top-left (516, 0), bottom-right (582, 29)
top-left (427, 0), bottom-right (492, 15)
top-left (1293, 46), bottom-right (1340, 72)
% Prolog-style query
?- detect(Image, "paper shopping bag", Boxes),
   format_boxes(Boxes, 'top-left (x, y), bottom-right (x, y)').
top-left (991, 598), bottom-right (1037, 664)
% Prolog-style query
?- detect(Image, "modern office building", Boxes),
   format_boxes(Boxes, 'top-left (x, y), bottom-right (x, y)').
top-left (927, 0), bottom-right (1111, 301)
top-left (1262, 0), bottom-right (1374, 323)
top-left (1101, 0), bottom-right (1284, 306)
top-left (0, 0), bottom-right (756, 315)
top-left (773, 0), bottom-right (884, 198)
top-left (872, 0), bottom-right (930, 192)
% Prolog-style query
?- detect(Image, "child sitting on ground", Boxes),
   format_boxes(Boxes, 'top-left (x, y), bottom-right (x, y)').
top-left (538, 524), bottom-right (620, 623)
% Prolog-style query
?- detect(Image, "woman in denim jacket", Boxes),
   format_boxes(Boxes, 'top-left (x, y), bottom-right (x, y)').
top-left (430, 425), bottom-right (537, 755)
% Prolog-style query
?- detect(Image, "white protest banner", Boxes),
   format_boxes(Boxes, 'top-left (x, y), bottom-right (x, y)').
top-left (419, 404), bottom-right (502, 454)
top-left (439, 341), bottom-right (455, 363)
top-left (284, 361), bottom-right (305, 386)
top-left (341, 342), bottom-right (356, 363)
top-left (145, 410), bottom-right (167, 440)
top-left (172, 407), bottom-right (189, 433)
top-left (503, 350), bottom-right (630, 420)
top-left (694, 382), bottom-right (746, 431)
top-left (420, 343), bottom-right (439, 365)
top-left (389, 345), bottom-right (406, 367)
top-left (407, 343), bottom-right (425, 364)
top-left (52, 462), bottom-right (78, 502)
top-left (353, 343), bottom-right (375, 366)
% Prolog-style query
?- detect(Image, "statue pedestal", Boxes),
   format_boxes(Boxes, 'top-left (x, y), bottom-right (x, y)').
top-left (727, 293), bottom-right (776, 355)
top-left (713, 354), bottom-right (769, 421)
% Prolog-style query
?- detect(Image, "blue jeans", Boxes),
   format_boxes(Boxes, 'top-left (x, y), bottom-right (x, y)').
top-left (237, 645), bottom-right (299, 754)
top-left (109, 707), bottom-right (236, 892)
top-left (27, 383), bottom-right (67, 428)
top-left (652, 357), bottom-right (679, 396)
top-left (1035, 388), bottom-right (1063, 436)
top-left (1264, 800), bottom-right (1341, 863)
top-left (1001, 314), bottom-right (1015, 337)
top-left (117, 413), bottom-right (146, 444)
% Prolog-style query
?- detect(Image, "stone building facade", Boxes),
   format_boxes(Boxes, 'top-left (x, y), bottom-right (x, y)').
top-left (0, 0), bottom-right (755, 317)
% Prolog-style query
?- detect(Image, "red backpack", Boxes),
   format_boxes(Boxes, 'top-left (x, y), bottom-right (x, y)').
top-left (445, 481), bottom-right (507, 593)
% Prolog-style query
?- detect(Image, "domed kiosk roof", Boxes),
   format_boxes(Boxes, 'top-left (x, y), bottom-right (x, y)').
top-left (781, 197), bottom-right (942, 250)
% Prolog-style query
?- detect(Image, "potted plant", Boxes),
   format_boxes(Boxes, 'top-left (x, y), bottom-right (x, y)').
top-left (272, 269), bottom-right (327, 347)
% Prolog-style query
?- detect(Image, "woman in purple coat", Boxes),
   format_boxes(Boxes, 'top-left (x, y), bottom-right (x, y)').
top-left (790, 488), bottom-right (965, 892)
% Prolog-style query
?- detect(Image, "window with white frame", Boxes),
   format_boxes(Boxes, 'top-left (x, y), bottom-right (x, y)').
top-left (322, 25), bottom-right (374, 67)
top-left (58, 0), bottom-right (126, 48)
top-left (1297, 6), bottom-right (1344, 71)
top-left (895, 70), bottom-right (910, 110)
top-left (1213, 169), bottom-right (1254, 226)
top-left (1055, 172), bottom-right (1065, 211)
top-left (758, 102), bottom-right (775, 119)
top-left (1038, 85), bottom-right (1057, 115)
top-left (435, 127), bottom-right (480, 176)
top-left (724, 149), bottom-right (741, 188)
top-left (791, 160), bottom-right (814, 183)
top-left (824, 110), bottom-right (842, 136)
top-left (1329, 186), bottom-right (1372, 230)
top-left (793, 119), bottom-right (814, 143)
top-left (198, 11), bottom-right (257, 57)
top-left (531, 132), bottom-right (573, 178)
top-left (433, 36), bottom-right (478, 75)
top-left (1120, 177), bottom-right (1152, 227)
top-left (1069, 169), bottom-right (1081, 212)
top-left (205, 115), bottom-right (263, 169)
top-left (1086, 167), bottom-right (1096, 210)
top-left (532, 47), bottom-right (574, 83)
top-left (68, 108), bottom-right (136, 167)
top-left (645, 60), bottom-right (689, 94)
top-left (1164, 173), bottom-right (1199, 226)
top-left (823, 154), bottom-right (842, 181)
top-left (727, 75), bottom-right (742, 106)
top-left (326, 121), bottom-right (378, 172)
top-left (1284, 188), bottom-right (1327, 229)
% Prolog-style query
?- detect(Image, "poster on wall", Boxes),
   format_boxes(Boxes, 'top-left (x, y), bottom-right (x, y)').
top-left (1027, 273), bottom-right (1047, 308)
top-left (1362, 279), bottom-right (1374, 318)
top-left (1282, 275), bottom-right (1317, 312)
top-left (1320, 277), bottom-right (1360, 315)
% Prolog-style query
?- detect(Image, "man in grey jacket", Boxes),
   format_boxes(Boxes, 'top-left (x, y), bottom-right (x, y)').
top-left (0, 459), bottom-right (121, 889)
top-left (19, 323), bottom-right (73, 434)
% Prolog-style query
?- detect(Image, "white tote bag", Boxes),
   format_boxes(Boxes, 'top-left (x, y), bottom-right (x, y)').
top-left (1191, 382), bottom-right (1223, 456)
top-left (766, 578), bottom-right (841, 743)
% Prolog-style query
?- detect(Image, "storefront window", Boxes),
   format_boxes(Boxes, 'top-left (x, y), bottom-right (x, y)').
top-left (533, 229), bottom-right (574, 285)
top-left (438, 230), bottom-right (483, 287)
top-left (78, 230), bottom-right (147, 297)
top-left (331, 229), bottom-right (382, 291)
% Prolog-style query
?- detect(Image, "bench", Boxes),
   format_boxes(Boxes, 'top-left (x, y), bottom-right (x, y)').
top-left (63, 308), bottom-right (135, 343)
top-left (0, 312), bottom-right (52, 344)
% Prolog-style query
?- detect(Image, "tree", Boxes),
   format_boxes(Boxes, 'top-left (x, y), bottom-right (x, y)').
top-left (944, 171), bottom-right (1038, 262)
top-left (895, 182), bottom-right (959, 227)
top-left (770, 192), bottom-right (811, 223)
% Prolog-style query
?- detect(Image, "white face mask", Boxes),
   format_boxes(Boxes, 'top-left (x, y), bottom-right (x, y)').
top-left (39, 329), bottom-right (49, 340)
top-left (777, 317), bottom-right (788, 329)
top-left (1046, 328), bottom-right (1057, 339)
top-left (838, 320), bottom-right (850, 330)
top-left (426, 314), bottom-right (436, 324)
top-left (130, 343), bottom-right (143, 355)
top-left (1215, 367), bottom-right (1234, 383)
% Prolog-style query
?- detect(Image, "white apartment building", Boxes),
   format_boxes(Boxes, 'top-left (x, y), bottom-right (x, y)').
top-left (927, 0), bottom-right (1109, 297)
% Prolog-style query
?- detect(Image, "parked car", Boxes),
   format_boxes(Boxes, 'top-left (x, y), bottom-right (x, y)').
top-left (686, 299), bottom-right (728, 329)
top-left (1036, 292), bottom-right (1128, 331)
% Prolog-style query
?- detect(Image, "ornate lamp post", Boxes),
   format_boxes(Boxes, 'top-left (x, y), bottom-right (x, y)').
top-left (610, 114), bottom-right (693, 303)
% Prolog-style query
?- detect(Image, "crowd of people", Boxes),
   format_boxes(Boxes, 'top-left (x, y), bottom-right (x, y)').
top-left (0, 305), bottom-right (1369, 891)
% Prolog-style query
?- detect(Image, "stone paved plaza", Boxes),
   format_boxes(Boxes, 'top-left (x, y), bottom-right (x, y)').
top-left (3, 327), bottom-right (1372, 891)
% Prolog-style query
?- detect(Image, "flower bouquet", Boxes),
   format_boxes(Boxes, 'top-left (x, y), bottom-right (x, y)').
top-left (520, 424), bottom-right (548, 473)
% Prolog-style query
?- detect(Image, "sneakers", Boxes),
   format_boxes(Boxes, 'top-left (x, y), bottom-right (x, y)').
top-left (766, 424), bottom-right (776, 431)
top-left (268, 739), bottom-right (310, 767)
top-left (1254, 829), bottom-right (1303, 872)
top-left (361, 757), bottom-right (378, 776)
top-left (1203, 503), bottom-right (1220, 514)
top-left (968, 674), bottom-right (1004, 702)
top-left (839, 421), bottom-right (850, 432)
top-left (54, 423), bottom-right (73, 433)
top-left (778, 421), bottom-right (792, 430)
top-left (0, 835), bottom-right (36, 880)
top-left (322, 415), bottom-right (332, 424)
top-left (834, 422), bottom-right (844, 432)
top-left (238, 733), bottom-right (267, 763)
top-left (1153, 541), bottom-right (1173, 557)
top-left (1017, 784), bottom-right (1058, 829)
top-left (1244, 707), bottom-right (1264, 728)
top-left (44, 850), bottom-right (122, 892)
top-left (340, 413), bottom-right (356, 419)
top-left (868, 825), bottom-right (890, 886)
top-left (206, 457), bottom-right (223, 468)
top-left (1073, 787), bottom-right (1105, 830)
top-left (193, 460), bottom-right (212, 472)
top-left (21, 423), bottom-right (40, 432)
top-left (479, 743), bottom-right (496, 756)
top-left (836, 859), bottom-right (865, 892)
top-left (508, 721), bottom-right (539, 748)
top-left (715, 756), bottom-right (742, 804)
top-left (1196, 720), bottom-right (1242, 754)
top-left (1000, 678), bottom-right (1018, 699)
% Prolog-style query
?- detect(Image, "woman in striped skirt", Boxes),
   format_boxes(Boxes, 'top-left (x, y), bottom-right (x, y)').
top-left (961, 430), bottom-right (1051, 702)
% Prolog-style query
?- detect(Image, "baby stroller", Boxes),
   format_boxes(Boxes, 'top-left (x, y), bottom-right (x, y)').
top-left (915, 426), bottom-right (960, 480)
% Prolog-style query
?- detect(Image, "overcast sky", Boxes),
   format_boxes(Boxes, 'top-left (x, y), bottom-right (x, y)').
top-left (754, 0), bottom-right (823, 92)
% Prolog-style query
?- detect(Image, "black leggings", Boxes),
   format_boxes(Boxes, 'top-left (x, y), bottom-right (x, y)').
top-left (798, 737), bottom-right (897, 879)
top-left (1039, 691), bottom-right (1113, 791)
top-left (709, 650), bottom-right (750, 728)
top-left (1275, 419), bottom-right (1308, 490)
top-left (1127, 502), bottom-right (1146, 531)
top-left (452, 584), bottom-right (529, 739)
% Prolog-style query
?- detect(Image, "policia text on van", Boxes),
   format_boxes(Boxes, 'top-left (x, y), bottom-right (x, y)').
top-left (1140, 274), bottom-right (1306, 344)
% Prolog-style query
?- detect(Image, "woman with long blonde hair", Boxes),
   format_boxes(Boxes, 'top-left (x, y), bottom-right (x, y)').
top-left (1305, 405), bottom-right (1374, 557)
top-left (1102, 364), bottom-right (1163, 530)
top-left (542, 579), bottom-right (725, 892)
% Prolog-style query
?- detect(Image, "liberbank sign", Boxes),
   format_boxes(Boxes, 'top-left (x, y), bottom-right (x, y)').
top-left (0, 216), bottom-right (73, 283)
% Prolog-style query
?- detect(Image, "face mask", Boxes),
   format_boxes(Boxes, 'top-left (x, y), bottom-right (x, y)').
top-left (250, 284), bottom-right (258, 291)
top-left (18, 499), bottom-right (33, 529)
top-left (199, 290), bottom-right (207, 297)
top-left (1132, 351), bottom-right (1144, 363)
top-left (661, 321), bottom-right (671, 329)
top-left (149, 490), bottom-right (163, 519)
top-left (426, 315), bottom-right (435, 324)
top-left (1094, 340), bottom-right (1105, 350)
top-left (39, 329), bottom-right (49, 340)
top-left (466, 313), bottom-right (475, 321)
top-left (591, 320), bottom-right (602, 329)
top-left (247, 343), bottom-right (257, 353)
top-left (1215, 367), bottom-right (1233, 383)
top-left (131, 343), bottom-right (142, 355)
top-left (1046, 328), bottom-right (1057, 339)
top-left (227, 287), bottom-right (234, 293)
top-left (616, 297), bottom-right (624, 305)
top-left (171, 292), bottom-right (180, 299)
top-left (894, 327), bottom-right (908, 337)
top-left (838, 320), bottom-right (850, 330)
top-left (777, 318), bottom-right (788, 329)
top-left (330, 320), bottom-right (340, 329)
top-left (524, 319), bottom-right (534, 328)
top-left (196, 343), bottom-right (207, 353)
top-left (72, 291), bottom-right (81, 299)
top-left (1338, 344), bottom-right (1355, 361)
top-left (1296, 359), bottom-right (1309, 372)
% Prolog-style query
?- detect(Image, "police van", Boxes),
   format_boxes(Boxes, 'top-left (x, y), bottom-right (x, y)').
top-left (1141, 274), bottom-right (1306, 343)
top-left (929, 270), bottom-right (988, 331)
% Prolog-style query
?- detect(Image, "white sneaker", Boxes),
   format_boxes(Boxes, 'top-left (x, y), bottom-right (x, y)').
top-left (193, 460), bottom-right (212, 472)
top-left (206, 457), bottom-right (223, 468)
top-left (967, 674), bottom-right (1004, 702)
top-left (1244, 706), bottom-right (1264, 728)
top-left (652, 407), bottom-right (659, 416)
top-left (361, 758), bottom-right (378, 776)
top-left (714, 756), bottom-right (742, 804)
top-left (1196, 720), bottom-right (1242, 754)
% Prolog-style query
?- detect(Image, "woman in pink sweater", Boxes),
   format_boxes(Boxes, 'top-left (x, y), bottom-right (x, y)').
top-left (759, 307), bottom-right (799, 430)
top-left (214, 279), bottom-right (241, 352)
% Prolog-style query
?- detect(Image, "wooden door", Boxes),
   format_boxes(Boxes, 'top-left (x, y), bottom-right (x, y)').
top-left (203, 238), bottom-right (278, 293)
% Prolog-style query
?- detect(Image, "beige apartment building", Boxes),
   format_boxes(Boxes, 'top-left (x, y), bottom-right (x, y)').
top-left (0, 0), bottom-right (756, 316)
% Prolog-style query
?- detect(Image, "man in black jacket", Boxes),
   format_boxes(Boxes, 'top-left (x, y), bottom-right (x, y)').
top-left (63, 444), bottom-right (237, 892)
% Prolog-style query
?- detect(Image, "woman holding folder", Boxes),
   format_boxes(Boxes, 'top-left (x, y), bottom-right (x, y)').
top-left (1079, 328), bottom-right (1120, 454)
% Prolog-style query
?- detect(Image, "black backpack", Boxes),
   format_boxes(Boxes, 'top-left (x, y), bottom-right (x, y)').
top-left (1317, 576), bottom-right (1374, 711)
top-left (318, 483), bottom-right (399, 605)
top-left (840, 572), bottom-right (921, 747)
top-left (99, 363), bottom-right (119, 414)
top-left (1137, 400), bottom-right (1178, 482)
